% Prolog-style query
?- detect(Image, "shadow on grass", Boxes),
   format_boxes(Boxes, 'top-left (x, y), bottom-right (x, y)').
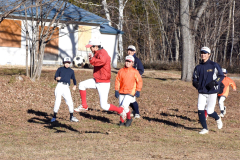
top-left (160, 112), bottom-right (196, 122)
top-left (143, 116), bottom-right (200, 131)
top-left (27, 109), bottom-right (107, 134)
top-left (88, 108), bottom-right (117, 116)
top-left (77, 111), bottom-right (111, 123)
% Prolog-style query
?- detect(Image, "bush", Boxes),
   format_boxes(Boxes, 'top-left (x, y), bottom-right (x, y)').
top-left (143, 61), bottom-right (182, 71)
top-left (225, 66), bottom-right (240, 74)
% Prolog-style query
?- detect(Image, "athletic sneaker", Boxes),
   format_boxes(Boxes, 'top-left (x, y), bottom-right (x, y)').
top-left (119, 121), bottom-right (124, 126)
top-left (134, 114), bottom-right (141, 119)
top-left (216, 117), bottom-right (223, 129)
top-left (130, 110), bottom-right (135, 117)
top-left (51, 117), bottom-right (56, 122)
top-left (70, 116), bottom-right (79, 122)
top-left (199, 128), bottom-right (209, 134)
top-left (74, 105), bottom-right (88, 112)
top-left (219, 113), bottom-right (224, 118)
top-left (119, 109), bottom-right (127, 120)
top-left (125, 118), bottom-right (133, 127)
top-left (223, 106), bottom-right (226, 115)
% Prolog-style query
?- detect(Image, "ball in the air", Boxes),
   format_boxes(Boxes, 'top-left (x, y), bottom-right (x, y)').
top-left (73, 56), bottom-right (85, 68)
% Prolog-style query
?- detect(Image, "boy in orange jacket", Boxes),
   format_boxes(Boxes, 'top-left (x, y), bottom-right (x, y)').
top-left (115, 55), bottom-right (143, 127)
top-left (218, 68), bottom-right (236, 117)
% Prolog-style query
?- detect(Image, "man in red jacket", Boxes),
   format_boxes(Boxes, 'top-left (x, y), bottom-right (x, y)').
top-left (74, 39), bottom-right (126, 120)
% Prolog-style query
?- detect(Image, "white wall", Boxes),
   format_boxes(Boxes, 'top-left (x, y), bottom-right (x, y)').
top-left (100, 34), bottom-right (118, 68)
top-left (44, 23), bottom-right (79, 65)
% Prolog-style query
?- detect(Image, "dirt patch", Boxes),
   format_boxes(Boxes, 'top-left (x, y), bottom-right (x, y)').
top-left (0, 67), bottom-right (239, 159)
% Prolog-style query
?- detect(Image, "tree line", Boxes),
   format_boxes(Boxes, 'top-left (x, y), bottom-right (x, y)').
top-left (75, 0), bottom-right (240, 81)
top-left (1, 0), bottom-right (240, 81)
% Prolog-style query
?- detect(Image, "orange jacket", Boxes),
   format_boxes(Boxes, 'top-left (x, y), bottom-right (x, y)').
top-left (115, 66), bottom-right (143, 96)
top-left (218, 76), bottom-right (236, 97)
top-left (90, 48), bottom-right (111, 83)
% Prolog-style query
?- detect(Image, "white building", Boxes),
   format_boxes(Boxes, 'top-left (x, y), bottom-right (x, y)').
top-left (0, 2), bottom-right (123, 68)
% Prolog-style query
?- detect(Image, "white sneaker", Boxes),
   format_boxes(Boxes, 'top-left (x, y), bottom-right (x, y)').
top-left (216, 117), bottom-right (223, 129)
top-left (70, 116), bottom-right (79, 122)
top-left (199, 128), bottom-right (209, 134)
top-left (134, 114), bottom-right (141, 119)
top-left (219, 113), bottom-right (224, 118)
top-left (130, 111), bottom-right (135, 117)
top-left (223, 106), bottom-right (226, 115)
top-left (119, 108), bottom-right (126, 120)
top-left (74, 105), bottom-right (88, 112)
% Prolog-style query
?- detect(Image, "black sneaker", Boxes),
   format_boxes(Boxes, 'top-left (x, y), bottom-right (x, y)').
top-left (119, 121), bottom-right (124, 126)
top-left (125, 118), bottom-right (133, 127)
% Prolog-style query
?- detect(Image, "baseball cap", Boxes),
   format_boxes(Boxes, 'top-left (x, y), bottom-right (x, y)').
top-left (127, 45), bottom-right (136, 51)
top-left (125, 55), bottom-right (134, 62)
top-left (222, 68), bottom-right (227, 74)
top-left (63, 57), bottom-right (71, 63)
top-left (200, 46), bottom-right (211, 54)
top-left (85, 39), bottom-right (101, 48)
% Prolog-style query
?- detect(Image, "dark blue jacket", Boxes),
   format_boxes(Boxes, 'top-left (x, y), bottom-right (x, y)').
top-left (133, 54), bottom-right (144, 75)
top-left (192, 59), bottom-right (224, 94)
top-left (54, 67), bottom-right (76, 85)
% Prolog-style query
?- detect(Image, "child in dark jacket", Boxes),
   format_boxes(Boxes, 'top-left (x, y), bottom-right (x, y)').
top-left (192, 46), bottom-right (224, 134)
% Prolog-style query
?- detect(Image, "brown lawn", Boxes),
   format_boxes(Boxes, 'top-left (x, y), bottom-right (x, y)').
top-left (0, 67), bottom-right (239, 159)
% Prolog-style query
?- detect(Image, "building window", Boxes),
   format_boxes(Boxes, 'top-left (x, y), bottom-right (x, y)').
top-left (40, 26), bottom-right (59, 55)
top-left (0, 19), bottom-right (21, 48)
top-left (78, 26), bottom-right (92, 51)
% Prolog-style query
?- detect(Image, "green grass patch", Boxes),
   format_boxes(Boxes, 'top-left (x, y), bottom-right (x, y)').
top-left (0, 68), bottom-right (26, 75)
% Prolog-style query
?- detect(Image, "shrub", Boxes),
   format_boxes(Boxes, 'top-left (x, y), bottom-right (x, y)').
top-left (142, 61), bottom-right (182, 71)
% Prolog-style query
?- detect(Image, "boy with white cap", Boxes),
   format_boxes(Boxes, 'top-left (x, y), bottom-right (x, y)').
top-left (115, 55), bottom-right (143, 127)
top-left (127, 45), bottom-right (144, 119)
top-left (51, 57), bottom-right (79, 122)
top-left (192, 46), bottom-right (224, 134)
top-left (74, 38), bottom-right (127, 120)
top-left (217, 68), bottom-right (236, 117)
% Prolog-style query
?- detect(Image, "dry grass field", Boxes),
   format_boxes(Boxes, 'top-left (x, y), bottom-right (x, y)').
top-left (0, 67), bottom-right (239, 159)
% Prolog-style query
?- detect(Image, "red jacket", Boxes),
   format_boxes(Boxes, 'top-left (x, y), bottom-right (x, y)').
top-left (89, 48), bottom-right (111, 83)
top-left (115, 66), bottom-right (143, 96)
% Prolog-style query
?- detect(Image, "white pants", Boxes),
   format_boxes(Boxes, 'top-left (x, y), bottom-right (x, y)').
top-left (79, 78), bottom-right (110, 111)
top-left (119, 94), bottom-right (136, 113)
top-left (218, 96), bottom-right (226, 111)
top-left (54, 83), bottom-right (74, 113)
top-left (198, 93), bottom-right (217, 114)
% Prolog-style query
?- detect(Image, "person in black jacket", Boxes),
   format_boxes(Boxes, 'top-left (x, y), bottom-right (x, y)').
top-left (192, 46), bottom-right (224, 134)
top-left (127, 45), bottom-right (144, 118)
top-left (51, 57), bottom-right (79, 123)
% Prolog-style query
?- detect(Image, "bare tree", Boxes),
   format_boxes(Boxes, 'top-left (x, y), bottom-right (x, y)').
top-left (180, 0), bottom-right (208, 81)
top-left (0, 0), bottom-right (27, 23)
top-left (22, 0), bottom-right (69, 80)
top-left (102, 0), bottom-right (111, 26)
top-left (223, 1), bottom-right (233, 66)
top-left (117, 0), bottom-right (128, 61)
top-left (230, 0), bottom-right (235, 66)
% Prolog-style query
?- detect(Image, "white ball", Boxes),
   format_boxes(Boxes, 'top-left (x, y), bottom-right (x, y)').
top-left (73, 56), bottom-right (85, 68)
